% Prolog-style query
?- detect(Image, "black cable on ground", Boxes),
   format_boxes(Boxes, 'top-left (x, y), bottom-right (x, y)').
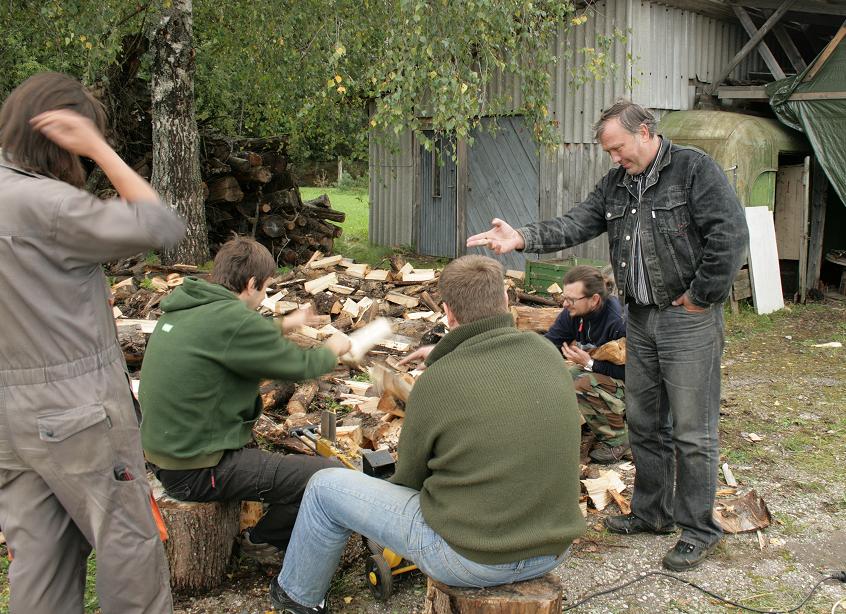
top-left (561, 570), bottom-right (846, 613)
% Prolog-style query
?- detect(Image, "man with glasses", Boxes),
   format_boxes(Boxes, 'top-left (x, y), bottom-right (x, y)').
top-left (467, 100), bottom-right (748, 572)
top-left (544, 265), bottom-right (628, 464)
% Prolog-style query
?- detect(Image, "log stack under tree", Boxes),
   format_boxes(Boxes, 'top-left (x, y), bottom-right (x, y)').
top-left (200, 135), bottom-right (346, 265)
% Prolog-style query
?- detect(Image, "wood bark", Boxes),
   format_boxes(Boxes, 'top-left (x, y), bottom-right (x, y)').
top-left (424, 576), bottom-right (563, 613)
top-left (151, 0), bottom-right (209, 265)
top-left (155, 490), bottom-right (240, 593)
top-left (286, 381), bottom-right (320, 414)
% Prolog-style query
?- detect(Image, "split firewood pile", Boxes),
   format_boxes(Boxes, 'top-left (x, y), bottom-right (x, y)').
top-left (111, 254), bottom-right (642, 518)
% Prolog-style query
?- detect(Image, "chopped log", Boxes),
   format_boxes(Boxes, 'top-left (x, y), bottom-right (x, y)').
top-left (234, 165), bottom-right (272, 184)
top-left (308, 254), bottom-right (344, 269)
top-left (420, 291), bottom-right (441, 313)
top-left (151, 478), bottom-right (240, 593)
top-left (305, 272), bottom-right (338, 294)
top-left (286, 381), bottom-right (320, 414)
top-left (424, 575), bottom-right (563, 614)
top-left (385, 292), bottom-right (419, 309)
top-left (515, 291), bottom-right (559, 307)
top-left (365, 269), bottom-right (391, 281)
top-left (240, 501), bottom-right (264, 532)
top-left (207, 176), bottom-right (244, 203)
top-left (402, 269), bottom-right (435, 282)
top-left (390, 255), bottom-right (407, 272)
top-left (260, 380), bottom-right (296, 412)
top-left (506, 269), bottom-right (526, 282)
top-left (510, 306), bottom-right (561, 333)
top-left (329, 284), bottom-right (356, 295)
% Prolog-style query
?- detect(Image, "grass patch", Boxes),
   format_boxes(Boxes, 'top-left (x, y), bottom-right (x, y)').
top-left (300, 186), bottom-right (448, 269)
top-left (0, 548), bottom-right (98, 612)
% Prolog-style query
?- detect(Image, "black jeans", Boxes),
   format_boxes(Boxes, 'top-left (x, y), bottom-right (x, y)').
top-left (625, 303), bottom-right (725, 548)
top-left (154, 448), bottom-right (341, 548)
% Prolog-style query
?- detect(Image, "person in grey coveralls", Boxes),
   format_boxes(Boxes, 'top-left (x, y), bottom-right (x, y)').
top-left (0, 72), bottom-right (185, 613)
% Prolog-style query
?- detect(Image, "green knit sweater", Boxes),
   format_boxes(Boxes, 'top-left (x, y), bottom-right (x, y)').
top-left (390, 313), bottom-right (586, 565)
top-left (139, 277), bottom-right (337, 469)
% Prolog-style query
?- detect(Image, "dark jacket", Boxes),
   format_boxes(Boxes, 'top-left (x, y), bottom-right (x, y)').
top-left (391, 314), bottom-right (585, 565)
top-left (518, 139), bottom-right (749, 309)
top-left (140, 277), bottom-right (337, 469)
top-left (544, 297), bottom-right (626, 379)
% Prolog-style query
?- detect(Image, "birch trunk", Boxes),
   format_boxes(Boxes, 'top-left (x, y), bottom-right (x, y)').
top-left (151, 0), bottom-right (209, 265)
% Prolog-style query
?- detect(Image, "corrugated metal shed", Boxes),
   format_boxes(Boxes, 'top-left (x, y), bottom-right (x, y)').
top-left (369, 129), bottom-right (414, 247)
top-left (369, 0), bottom-right (765, 259)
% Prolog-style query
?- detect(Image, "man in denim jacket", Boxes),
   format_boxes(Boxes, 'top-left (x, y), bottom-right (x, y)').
top-left (468, 100), bottom-right (748, 571)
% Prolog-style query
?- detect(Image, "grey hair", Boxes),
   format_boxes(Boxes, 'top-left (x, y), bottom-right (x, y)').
top-left (593, 99), bottom-right (656, 141)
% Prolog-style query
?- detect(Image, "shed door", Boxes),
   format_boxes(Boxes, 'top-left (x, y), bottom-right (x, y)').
top-left (465, 117), bottom-right (539, 271)
top-left (417, 134), bottom-right (457, 258)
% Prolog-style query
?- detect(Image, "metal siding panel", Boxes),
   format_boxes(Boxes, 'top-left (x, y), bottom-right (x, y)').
top-left (466, 117), bottom-right (539, 270)
top-left (369, 129), bottom-right (413, 247)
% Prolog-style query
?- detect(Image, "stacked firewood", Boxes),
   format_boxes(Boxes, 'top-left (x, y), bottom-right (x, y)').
top-left (200, 135), bottom-right (346, 264)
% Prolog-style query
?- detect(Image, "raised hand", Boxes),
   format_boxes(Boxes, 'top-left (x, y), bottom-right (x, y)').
top-left (30, 109), bottom-right (108, 159)
top-left (466, 218), bottom-right (525, 254)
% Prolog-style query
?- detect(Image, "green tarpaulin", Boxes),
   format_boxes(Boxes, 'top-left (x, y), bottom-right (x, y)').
top-left (767, 29), bottom-right (846, 208)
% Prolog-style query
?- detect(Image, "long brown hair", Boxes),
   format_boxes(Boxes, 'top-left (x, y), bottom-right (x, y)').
top-left (0, 72), bottom-right (106, 187)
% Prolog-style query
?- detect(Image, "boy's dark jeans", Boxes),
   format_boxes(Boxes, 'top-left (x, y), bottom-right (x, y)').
top-left (154, 447), bottom-right (341, 548)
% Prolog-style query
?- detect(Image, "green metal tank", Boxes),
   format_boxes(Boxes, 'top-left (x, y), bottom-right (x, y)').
top-left (659, 110), bottom-right (809, 209)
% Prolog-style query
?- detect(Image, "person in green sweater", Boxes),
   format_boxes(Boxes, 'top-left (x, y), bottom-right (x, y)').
top-left (139, 236), bottom-right (351, 564)
top-left (269, 255), bottom-right (586, 614)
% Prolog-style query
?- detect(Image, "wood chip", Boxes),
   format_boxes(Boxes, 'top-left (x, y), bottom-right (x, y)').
top-left (581, 470), bottom-right (626, 511)
top-left (721, 462), bottom-right (738, 487)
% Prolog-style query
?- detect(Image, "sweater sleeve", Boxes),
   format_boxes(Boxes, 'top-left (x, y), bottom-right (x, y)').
top-left (222, 313), bottom-right (338, 381)
top-left (592, 359), bottom-right (624, 380)
top-left (389, 381), bottom-right (435, 490)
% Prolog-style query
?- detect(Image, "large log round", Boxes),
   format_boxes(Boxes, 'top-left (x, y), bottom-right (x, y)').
top-left (423, 575), bottom-right (563, 614)
top-left (153, 482), bottom-right (240, 593)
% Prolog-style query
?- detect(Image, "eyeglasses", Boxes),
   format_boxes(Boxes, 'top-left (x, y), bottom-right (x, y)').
top-left (561, 295), bottom-right (588, 305)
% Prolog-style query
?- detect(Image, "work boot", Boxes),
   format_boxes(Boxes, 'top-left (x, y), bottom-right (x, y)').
top-left (604, 513), bottom-right (676, 535)
top-left (589, 442), bottom-right (632, 464)
top-left (269, 579), bottom-right (329, 613)
top-left (661, 540), bottom-right (718, 571)
top-left (239, 530), bottom-right (284, 565)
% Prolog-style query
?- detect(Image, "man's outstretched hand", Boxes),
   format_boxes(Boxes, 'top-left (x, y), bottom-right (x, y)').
top-left (466, 218), bottom-right (525, 255)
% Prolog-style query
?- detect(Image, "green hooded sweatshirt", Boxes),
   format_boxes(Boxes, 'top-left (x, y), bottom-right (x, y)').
top-left (139, 277), bottom-right (337, 469)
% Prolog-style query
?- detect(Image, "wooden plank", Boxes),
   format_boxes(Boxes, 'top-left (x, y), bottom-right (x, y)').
top-left (804, 23), bottom-right (846, 82)
top-left (733, 6), bottom-right (786, 80)
top-left (774, 164), bottom-right (806, 259)
top-left (807, 159), bottom-right (829, 293)
top-left (787, 91), bottom-right (846, 101)
top-left (772, 22), bottom-right (807, 72)
top-left (716, 86), bottom-right (769, 100)
top-left (799, 156), bottom-right (810, 303)
top-left (745, 207), bottom-right (785, 314)
top-left (705, 0), bottom-right (797, 96)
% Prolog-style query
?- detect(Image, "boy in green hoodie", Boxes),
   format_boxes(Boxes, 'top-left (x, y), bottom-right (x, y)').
top-left (140, 237), bottom-right (350, 563)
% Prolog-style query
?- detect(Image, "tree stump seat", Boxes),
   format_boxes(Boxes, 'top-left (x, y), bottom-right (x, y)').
top-left (423, 574), bottom-right (563, 614)
top-left (150, 475), bottom-right (241, 593)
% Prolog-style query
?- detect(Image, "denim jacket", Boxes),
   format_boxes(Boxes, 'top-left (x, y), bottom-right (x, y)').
top-left (518, 138), bottom-right (749, 309)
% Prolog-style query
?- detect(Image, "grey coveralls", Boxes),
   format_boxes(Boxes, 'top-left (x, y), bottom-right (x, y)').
top-left (0, 160), bottom-right (185, 613)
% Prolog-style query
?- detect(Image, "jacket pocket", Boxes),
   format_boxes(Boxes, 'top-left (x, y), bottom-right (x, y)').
top-left (652, 186), bottom-right (690, 235)
top-left (604, 200), bottom-right (628, 260)
top-left (37, 404), bottom-right (115, 474)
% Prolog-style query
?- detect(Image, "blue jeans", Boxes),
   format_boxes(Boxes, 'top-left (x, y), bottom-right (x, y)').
top-left (278, 468), bottom-right (569, 607)
top-left (625, 303), bottom-right (724, 547)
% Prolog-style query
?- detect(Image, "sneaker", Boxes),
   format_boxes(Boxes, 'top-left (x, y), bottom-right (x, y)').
top-left (604, 513), bottom-right (676, 535)
top-left (662, 540), bottom-right (717, 571)
top-left (589, 442), bottom-right (633, 464)
top-left (238, 530), bottom-right (283, 565)
top-left (269, 579), bottom-right (328, 613)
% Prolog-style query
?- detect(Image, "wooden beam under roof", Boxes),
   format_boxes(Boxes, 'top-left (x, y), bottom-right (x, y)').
top-left (730, 0), bottom-right (846, 17)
